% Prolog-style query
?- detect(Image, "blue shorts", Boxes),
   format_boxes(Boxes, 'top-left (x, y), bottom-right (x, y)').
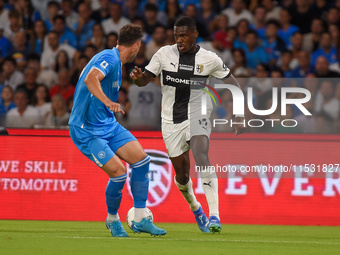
top-left (69, 123), bottom-right (136, 167)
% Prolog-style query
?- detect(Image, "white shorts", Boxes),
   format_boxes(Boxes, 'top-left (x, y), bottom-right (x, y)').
top-left (162, 116), bottom-right (211, 158)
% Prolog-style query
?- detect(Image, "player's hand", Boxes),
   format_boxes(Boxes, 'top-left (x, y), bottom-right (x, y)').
top-left (106, 101), bottom-right (125, 114)
top-left (233, 116), bottom-right (246, 135)
top-left (130, 66), bottom-right (143, 80)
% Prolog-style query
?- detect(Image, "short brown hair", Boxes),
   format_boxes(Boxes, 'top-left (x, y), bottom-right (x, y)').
top-left (118, 24), bottom-right (143, 47)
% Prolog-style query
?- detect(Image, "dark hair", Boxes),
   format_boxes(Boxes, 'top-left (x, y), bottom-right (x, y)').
top-left (32, 84), bottom-right (51, 105)
top-left (3, 56), bottom-right (16, 66)
top-left (265, 19), bottom-right (281, 29)
top-left (53, 15), bottom-right (66, 23)
top-left (55, 50), bottom-right (69, 72)
top-left (118, 24), bottom-right (143, 47)
top-left (174, 16), bottom-right (196, 31)
top-left (145, 3), bottom-right (158, 12)
top-left (27, 53), bottom-right (41, 62)
top-left (48, 30), bottom-right (59, 37)
top-left (270, 67), bottom-right (284, 77)
top-left (246, 29), bottom-right (258, 37)
top-left (48, 1), bottom-right (60, 8)
top-left (232, 48), bottom-right (246, 66)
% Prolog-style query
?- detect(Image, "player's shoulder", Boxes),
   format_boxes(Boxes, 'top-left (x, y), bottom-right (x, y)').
top-left (197, 45), bottom-right (222, 61)
top-left (156, 44), bottom-right (179, 55)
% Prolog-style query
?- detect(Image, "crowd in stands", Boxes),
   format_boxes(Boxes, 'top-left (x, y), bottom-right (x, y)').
top-left (0, 0), bottom-right (340, 133)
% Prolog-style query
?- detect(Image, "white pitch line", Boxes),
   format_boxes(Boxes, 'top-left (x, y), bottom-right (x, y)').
top-left (46, 235), bottom-right (340, 245)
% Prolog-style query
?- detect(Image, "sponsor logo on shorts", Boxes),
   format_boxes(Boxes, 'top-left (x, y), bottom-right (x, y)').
top-left (126, 149), bottom-right (172, 207)
top-left (98, 151), bottom-right (106, 159)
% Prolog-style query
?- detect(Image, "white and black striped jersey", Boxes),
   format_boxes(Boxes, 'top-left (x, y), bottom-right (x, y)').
top-left (145, 44), bottom-right (230, 124)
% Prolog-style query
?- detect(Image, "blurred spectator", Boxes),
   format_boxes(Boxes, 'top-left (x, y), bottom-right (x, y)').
top-left (289, 0), bottom-right (318, 34)
top-left (73, 3), bottom-right (95, 50)
top-left (105, 32), bottom-right (118, 49)
top-left (0, 0), bottom-right (9, 29)
top-left (262, 0), bottom-right (282, 21)
top-left (242, 30), bottom-right (268, 72)
top-left (277, 50), bottom-right (293, 77)
top-left (222, 0), bottom-right (254, 27)
top-left (6, 89), bottom-right (41, 128)
top-left (0, 25), bottom-right (12, 59)
top-left (295, 99), bottom-right (316, 133)
top-left (314, 56), bottom-right (340, 78)
top-left (328, 23), bottom-right (340, 49)
top-left (66, 96), bottom-right (73, 113)
top-left (115, 87), bottom-right (130, 128)
top-left (30, 19), bottom-right (47, 55)
top-left (26, 53), bottom-right (58, 88)
top-left (71, 54), bottom-right (89, 86)
top-left (2, 56), bottom-right (25, 90)
top-left (262, 19), bottom-right (286, 66)
top-left (165, 26), bottom-right (176, 45)
top-left (49, 69), bottom-right (75, 102)
top-left (51, 15), bottom-right (77, 49)
top-left (4, 9), bottom-right (25, 43)
top-left (315, 80), bottom-right (340, 133)
top-left (233, 19), bottom-right (250, 50)
top-left (15, 0), bottom-right (41, 31)
top-left (40, 30), bottom-right (77, 70)
top-left (184, 4), bottom-right (208, 40)
top-left (91, 0), bottom-right (110, 23)
top-left (250, 5), bottom-right (266, 40)
top-left (52, 50), bottom-right (69, 73)
top-left (60, 0), bottom-right (79, 29)
top-left (143, 3), bottom-right (163, 35)
top-left (31, 0), bottom-right (54, 21)
top-left (199, 32), bottom-right (235, 68)
top-left (278, 8), bottom-right (299, 48)
top-left (302, 18), bottom-right (325, 54)
top-left (289, 32), bottom-right (303, 59)
top-left (32, 84), bottom-right (51, 119)
top-left (128, 77), bottom-right (161, 130)
top-left (123, 0), bottom-right (142, 21)
top-left (145, 25), bottom-right (167, 60)
top-left (87, 23), bottom-right (105, 51)
top-left (164, 0), bottom-right (182, 27)
top-left (209, 14), bottom-right (231, 48)
top-left (197, 0), bottom-right (216, 37)
top-left (0, 85), bottom-right (16, 125)
top-left (230, 48), bottom-right (251, 77)
top-left (44, 93), bottom-right (69, 127)
top-left (9, 31), bottom-right (32, 60)
top-left (311, 32), bottom-right (338, 66)
top-left (44, 1), bottom-right (60, 32)
top-left (132, 16), bottom-right (151, 44)
top-left (312, 0), bottom-right (332, 18)
top-left (291, 50), bottom-right (314, 78)
top-left (325, 7), bottom-right (340, 26)
top-left (16, 67), bottom-right (40, 104)
top-left (102, 2), bottom-right (130, 35)
top-left (83, 44), bottom-right (97, 59)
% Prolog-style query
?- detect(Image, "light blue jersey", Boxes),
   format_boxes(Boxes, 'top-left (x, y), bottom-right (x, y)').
top-left (69, 48), bottom-right (122, 129)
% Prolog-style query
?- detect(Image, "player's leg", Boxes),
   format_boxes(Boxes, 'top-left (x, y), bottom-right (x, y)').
top-left (191, 135), bottom-right (221, 233)
top-left (112, 130), bottom-right (166, 236)
top-left (170, 151), bottom-right (210, 233)
top-left (101, 155), bottom-right (129, 237)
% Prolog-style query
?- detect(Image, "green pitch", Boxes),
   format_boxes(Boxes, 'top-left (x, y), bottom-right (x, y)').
top-left (1, 220), bottom-right (340, 255)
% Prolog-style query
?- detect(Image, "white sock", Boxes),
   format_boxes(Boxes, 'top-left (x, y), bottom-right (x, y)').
top-left (134, 208), bottom-right (146, 222)
top-left (174, 176), bottom-right (200, 211)
top-left (200, 170), bottom-right (219, 219)
top-left (107, 213), bottom-right (119, 223)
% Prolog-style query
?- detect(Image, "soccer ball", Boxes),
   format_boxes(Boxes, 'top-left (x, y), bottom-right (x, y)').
top-left (126, 207), bottom-right (153, 229)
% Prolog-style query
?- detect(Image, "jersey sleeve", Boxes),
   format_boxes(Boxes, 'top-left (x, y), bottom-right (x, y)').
top-left (145, 49), bottom-right (163, 77)
top-left (210, 55), bottom-right (231, 79)
top-left (92, 53), bottom-right (116, 77)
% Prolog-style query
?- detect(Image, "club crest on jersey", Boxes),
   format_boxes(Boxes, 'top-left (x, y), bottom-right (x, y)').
top-left (196, 64), bottom-right (204, 73)
top-left (126, 149), bottom-right (172, 207)
top-left (112, 81), bottom-right (119, 88)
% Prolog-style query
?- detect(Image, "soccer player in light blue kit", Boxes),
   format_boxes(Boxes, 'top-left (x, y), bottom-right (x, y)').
top-left (69, 24), bottom-right (166, 237)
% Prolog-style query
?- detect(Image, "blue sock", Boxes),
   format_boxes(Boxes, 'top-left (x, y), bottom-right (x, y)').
top-left (130, 155), bottom-right (150, 208)
top-left (105, 174), bottom-right (127, 215)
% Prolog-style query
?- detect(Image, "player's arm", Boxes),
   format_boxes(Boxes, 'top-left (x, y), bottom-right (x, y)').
top-left (222, 74), bottom-right (246, 135)
top-left (130, 66), bottom-right (154, 87)
top-left (84, 68), bottom-right (125, 114)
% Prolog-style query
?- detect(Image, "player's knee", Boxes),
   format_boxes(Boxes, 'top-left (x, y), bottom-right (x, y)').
top-left (106, 165), bottom-right (126, 177)
top-left (176, 172), bottom-right (190, 185)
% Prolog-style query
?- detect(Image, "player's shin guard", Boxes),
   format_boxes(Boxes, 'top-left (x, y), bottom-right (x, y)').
top-left (174, 177), bottom-right (200, 212)
top-left (200, 170), bottom-right (219, 219)
top-left (105, 174), bottom-right (127, 215)
top-left (130, 155), bottom-right (150, 208)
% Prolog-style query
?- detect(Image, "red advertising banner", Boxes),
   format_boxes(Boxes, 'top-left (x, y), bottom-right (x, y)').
top-left (1, 130), bottom-right (340, 226)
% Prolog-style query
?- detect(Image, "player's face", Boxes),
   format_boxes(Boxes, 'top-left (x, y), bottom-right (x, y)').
top-left (174, 26), bottom-right (198, 54)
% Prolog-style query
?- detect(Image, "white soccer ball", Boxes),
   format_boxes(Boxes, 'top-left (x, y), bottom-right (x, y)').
top-left (126, 207), bottom-right (153, 229)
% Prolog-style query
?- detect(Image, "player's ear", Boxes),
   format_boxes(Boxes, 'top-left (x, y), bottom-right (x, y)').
top-left (194, 29), bottom-right (198, 39)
